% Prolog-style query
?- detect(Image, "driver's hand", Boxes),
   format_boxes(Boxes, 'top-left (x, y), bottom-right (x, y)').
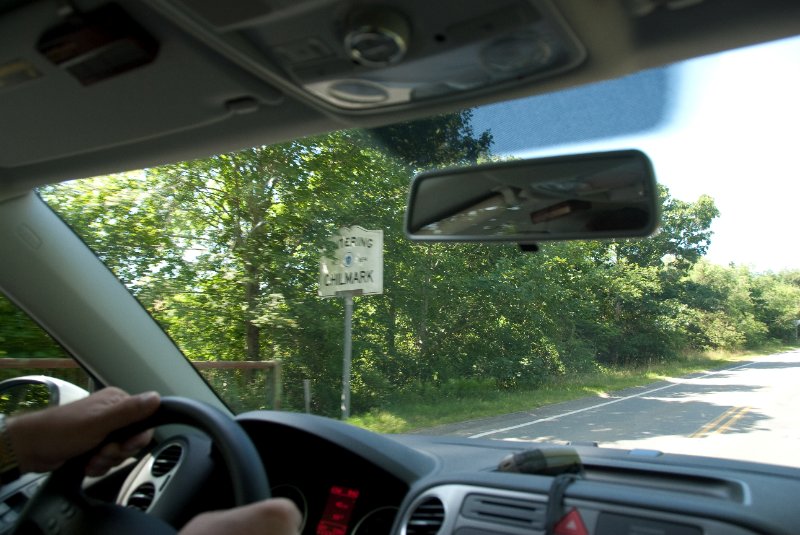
top-left (6, 387), bottom-right (160, 476)
top-left (179, 498), bottom-right (302, 535)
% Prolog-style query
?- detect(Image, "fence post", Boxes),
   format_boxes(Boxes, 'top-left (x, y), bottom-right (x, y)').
top-left (272, 361), bottom-right (281, 410)
top-left (303, 379), bottom-right (311, 413)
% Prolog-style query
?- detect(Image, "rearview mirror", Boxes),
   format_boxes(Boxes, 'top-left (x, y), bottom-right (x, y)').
top-left (405, 150), bottom-right (658, 243)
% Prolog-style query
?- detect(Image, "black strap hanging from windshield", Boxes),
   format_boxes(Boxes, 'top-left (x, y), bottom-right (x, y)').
top-left (545, 473), bottom-right (581, 535)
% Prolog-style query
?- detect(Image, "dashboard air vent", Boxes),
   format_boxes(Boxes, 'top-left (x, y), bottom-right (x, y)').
top-left (126, 482), bottom-right (156, 511)
top-left (406, 497), bottom-right (445, 535)
top-left (151, 444), bottom-right (183, 476)
top-left (461, 494), bottom-right (545, 530)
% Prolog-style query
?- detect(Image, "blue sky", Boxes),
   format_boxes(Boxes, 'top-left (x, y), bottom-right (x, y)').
top-left (473, 36), bottom-right (800, 273)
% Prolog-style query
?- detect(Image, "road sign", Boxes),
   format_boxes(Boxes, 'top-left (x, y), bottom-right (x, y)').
top-left (319, 226), bottom-right (383, 297)
top-left (319, 227), bottom-right (383, 419)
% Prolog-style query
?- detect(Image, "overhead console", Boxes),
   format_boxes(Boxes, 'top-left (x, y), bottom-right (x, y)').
top-left (148, 0), bottom-right (586, 111)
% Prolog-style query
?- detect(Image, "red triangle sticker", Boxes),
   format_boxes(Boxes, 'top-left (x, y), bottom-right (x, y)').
top-left (554, 508), bottom-right (588, 535)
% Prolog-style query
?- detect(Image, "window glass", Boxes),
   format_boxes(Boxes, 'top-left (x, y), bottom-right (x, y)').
top-left (0, 293), bottom-right (92, 392)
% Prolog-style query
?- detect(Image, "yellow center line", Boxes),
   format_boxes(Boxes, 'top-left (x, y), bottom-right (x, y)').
top-left (689, 406), bottom-right (750, 438)
top-left (715, 406), bottom-right (751, 435)
top-left (689, 406), bottom-right (739, 438)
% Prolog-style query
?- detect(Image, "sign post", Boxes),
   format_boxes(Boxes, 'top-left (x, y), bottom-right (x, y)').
top-left (342, 293), bottom-right (354, 418)
top-left (319, 227), bottom-right (383, 419)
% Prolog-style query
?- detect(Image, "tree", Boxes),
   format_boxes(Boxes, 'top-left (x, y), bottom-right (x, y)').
top-left (366, 109), bottom-right (493, 170)
top-left (684, 261), bottom-right (768, 349)
top-left (616, 186), bottom-right (719, 270)
top-left (40, 172), bottom-right (183, 294)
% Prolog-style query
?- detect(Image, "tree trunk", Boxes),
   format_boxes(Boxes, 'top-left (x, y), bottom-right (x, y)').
top-left (386, 300), bottom-right (397, 360)
top-left (244, 262), bottom-right (260, 361)
top-left (417, 253), bottom-right (432, 382)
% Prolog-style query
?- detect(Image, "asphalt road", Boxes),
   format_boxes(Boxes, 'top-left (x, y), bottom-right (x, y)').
top-left (418, 349), bottom-right (800, 467)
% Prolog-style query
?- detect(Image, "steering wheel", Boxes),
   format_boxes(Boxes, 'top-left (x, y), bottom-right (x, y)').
top-left (14, 396), bottom-right (270, 534)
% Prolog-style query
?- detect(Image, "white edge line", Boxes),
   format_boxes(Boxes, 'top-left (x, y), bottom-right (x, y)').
top-left (468, 361), bottom-right (755, 439)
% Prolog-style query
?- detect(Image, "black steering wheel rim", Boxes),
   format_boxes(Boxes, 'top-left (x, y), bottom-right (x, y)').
top-left (117, 396), bottom-right (270, 504)
top-left (15, 396), bottom-right (269, 534)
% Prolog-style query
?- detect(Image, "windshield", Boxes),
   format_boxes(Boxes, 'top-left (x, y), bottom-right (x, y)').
top-left (38, 36), bottom-right (800, 467)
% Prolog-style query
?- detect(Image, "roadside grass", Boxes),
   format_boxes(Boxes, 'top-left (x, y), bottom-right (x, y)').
top-left (348, 342), bottom-right (798, 434)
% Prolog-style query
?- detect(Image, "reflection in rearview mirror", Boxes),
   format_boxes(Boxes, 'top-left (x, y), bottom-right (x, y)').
top-left (405, 150), bottom-right (658, 243)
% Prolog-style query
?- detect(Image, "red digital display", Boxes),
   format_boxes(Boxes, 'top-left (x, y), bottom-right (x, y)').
top-left (315, 485), bottom-right (360, 535)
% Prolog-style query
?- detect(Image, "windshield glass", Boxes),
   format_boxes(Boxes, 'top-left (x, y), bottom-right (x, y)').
top-left (40, 36), bottom-right (800, 467)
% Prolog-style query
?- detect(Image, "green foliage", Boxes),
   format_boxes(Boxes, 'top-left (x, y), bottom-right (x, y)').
top-left (366, 109), bottom-right (493, 170)
top-left (616, 188), bottom-right (719, 270)
top-left (0, 384), bottom-right (51, 415)
top-left (0, 294), bottom-right (71, 359)
top-left (350, 346), bottom-right (768, 433)
top-left (685, 261), bottom-right (770, 349)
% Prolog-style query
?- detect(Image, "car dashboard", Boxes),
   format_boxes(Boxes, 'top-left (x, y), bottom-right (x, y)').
top-left (1, 407), bottom-right (799, 534)
top-left (240, 414), bottom-right (413, 535)
top-left (231, 411), bottom-right (800, 535)
top-left (1, 407), bottom-right (798, 535)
